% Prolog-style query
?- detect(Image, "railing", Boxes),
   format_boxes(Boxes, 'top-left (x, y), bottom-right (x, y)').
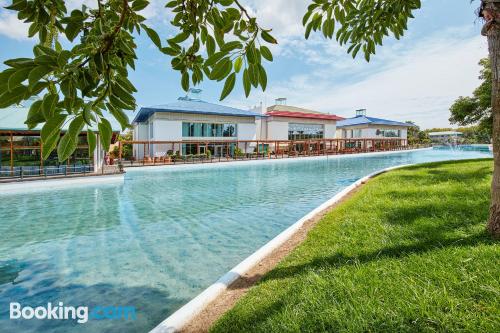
top-left (0, 165), bottom-right (95, 180)
top-left (118, 142), bottom-right (431, 168)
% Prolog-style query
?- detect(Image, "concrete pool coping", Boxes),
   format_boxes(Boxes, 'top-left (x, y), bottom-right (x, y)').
top-left (149, 162), bottom-right (419, 333)
top-left (0, 173), bottom-right (125, 194)
top-left (127, 147), bottom-right (433, 174)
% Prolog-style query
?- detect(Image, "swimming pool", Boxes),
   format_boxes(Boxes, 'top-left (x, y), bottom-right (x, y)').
top-left (0, 148), bottom-right (492, 332)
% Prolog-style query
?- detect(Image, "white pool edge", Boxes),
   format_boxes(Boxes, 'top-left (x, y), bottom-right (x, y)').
top-left (127, 148), bottom-right (433, 174)
top-left (0, 173), bottom-right (125, 194)
top-left (149, 163), bottom-right (415, 333)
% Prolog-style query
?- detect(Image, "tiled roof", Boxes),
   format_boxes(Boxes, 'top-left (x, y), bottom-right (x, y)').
top-left (133, 98), bottom-right (263, 123)
top-left (336, 115), bottom-right (412, 128)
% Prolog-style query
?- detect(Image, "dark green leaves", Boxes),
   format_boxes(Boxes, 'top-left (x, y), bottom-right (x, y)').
top-left (243, 69), bottom-right (251, 97)
top-left (0, 86), bottom-right (27, 108)
top-left (132, 0), bottom-right (150, 11)
top-left (98, 118), bottom-right (113, 152)
top-left (41, 114), bottom-right (66, 160)
top-left (261, 31), bottom-right (277, 44)
top-left (28, 65), bottom-right (52, 88)
top-left (302, 0), bottom-right (420, 61)
top-left (41, 93), bottom-right (59, 120)
top-left (87, 130), bottom-right (96, 157)
top-left (220, 73), bottom-right (236, 101)
top-left (25, 100), bottom-right (45, 129)
top-left (260, 46), bottom-right (273, 62)
top-left (7, 67), bottom-right (31, 90)
top-left (181, 72), bottom-right (190, 91)
top-left (141, 23), bottom-right (162, 49)
top-left (57, 116), bottom-right (85, 162)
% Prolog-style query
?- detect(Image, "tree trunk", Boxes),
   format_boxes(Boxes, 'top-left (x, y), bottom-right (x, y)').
top-left (482, 1), bottom-right (500, 238)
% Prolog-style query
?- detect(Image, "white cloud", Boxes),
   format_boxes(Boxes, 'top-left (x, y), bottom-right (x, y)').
top-left (0, 11), bottom-right (29, 40)
top-left (229, 28), bottom-right (487, 130)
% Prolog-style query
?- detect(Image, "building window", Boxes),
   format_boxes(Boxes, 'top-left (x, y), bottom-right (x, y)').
top-left (353, 129), bottom-right (362, 138)
top-left (288, 123), bottom-right (324, 140)
top-left (149, 122), bottom-right (154, 139)
top-left (376, 129), bottom-right (401, 138)
top-left (182, 122), bottom-right (237, 137)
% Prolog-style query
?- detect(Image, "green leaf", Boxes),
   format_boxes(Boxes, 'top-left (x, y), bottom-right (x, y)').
top-left (108, 105), bottom-right (130, 131)
top-left (98, 118), bottom-right (113, 152)
top-left (87, 129), bottom-right (96, 157)
top-left (28, 65), bottom-right (52, 89)
top-left (212, 58), bottom-right (232, 81)
top-left (260, 46), bottom-right (273, 62)
top-left (41, 114), bottom-right (67, 160)
top-left (220, 73), bottom-right (236, 101)
top-left (181, 71), bottom-right (190, 91)
top-left (259, 66), bottom-right (267, 91)
top-left (109, 94), bottom-right (135, 111)
top-left (205, 52), bottom-right (225, 67)
top-left (8, 67), bottom-right (31, 91)
top-left (243, 69), bottom-right (251, 97)
top-left (206, 35), bottom-right (216, 56)
top-left (141, 24), bottom-right (162, 48)
top-left (234, 57), bottom-right (243, 73)
top-left (42, 93), bottom-right (59, 120)
top-left (169, 32), bottom-right (189, 44)
top-left (4, 58), bottom-right (34, 68)
top-left (0, 86), bottom-right (27, 108)
top-left (82, 104), bottom-right (96, 125)
top-left (220, 41), bottom-right (242, 52)
top-left (160, 47), bottom-right (180, 56)
top-left (25, 100), bottom-right (45, 129)
top-left (261, 31), bottom-right (278, 44)
top-left (57, 116), bottom-right (85, 162)
top-left (132, 0), bottom-right (149, 11)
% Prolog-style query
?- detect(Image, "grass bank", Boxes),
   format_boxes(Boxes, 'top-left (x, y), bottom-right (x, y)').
top-left (211, 159), bottom-right (499, 332)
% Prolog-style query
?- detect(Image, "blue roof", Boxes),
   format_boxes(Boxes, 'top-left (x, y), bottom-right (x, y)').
top-left (336, 115), bottom-right (412, 128)
top-left (133, 98), bottom-right (263, 123)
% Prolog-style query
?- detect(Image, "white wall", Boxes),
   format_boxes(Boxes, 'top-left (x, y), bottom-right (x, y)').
top-left (336, 126), bottom-right (408, 140)
top-left (324, 124), bottom-right (337, 139)
top-left (238, 123), bottom-right (257, 141)
top-left (153, 119), bottom-right (183, 141)
top-left (267, 121), bottom-right (289, 140)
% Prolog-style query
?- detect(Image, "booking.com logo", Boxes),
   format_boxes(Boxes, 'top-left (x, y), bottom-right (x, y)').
top-left (9, 302), bottom-right (136, 323)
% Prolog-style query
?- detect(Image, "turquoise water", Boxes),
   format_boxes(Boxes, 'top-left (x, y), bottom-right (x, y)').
top-left (0, 148), bottom-right (492, 332)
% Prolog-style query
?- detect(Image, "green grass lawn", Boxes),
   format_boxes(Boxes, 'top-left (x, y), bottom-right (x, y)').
top-left (211, 159), bottom-right (500, 333)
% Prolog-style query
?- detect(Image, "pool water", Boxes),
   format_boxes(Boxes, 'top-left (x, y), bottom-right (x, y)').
top-left (0, 148), bottom-right (492, 332)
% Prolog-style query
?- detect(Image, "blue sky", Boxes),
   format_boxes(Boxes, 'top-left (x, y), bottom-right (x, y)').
top-left (0, 0), bottom-right (487, 129)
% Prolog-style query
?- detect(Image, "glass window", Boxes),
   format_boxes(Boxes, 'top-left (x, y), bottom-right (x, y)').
top-left (288, 123), bottom-right (324, 140)
top-left (193, 123), bottom-right (202, 137)
top-left (181, 123), bottom-right (237, 137)
top-left (376, 129), bottom-right (400, 138)
top-left (215, 124), bottom-right (223, 137)
top-left (182, 123), bottom-right (190, 137)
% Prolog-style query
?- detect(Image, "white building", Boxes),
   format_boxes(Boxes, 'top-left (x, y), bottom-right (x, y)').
top-left (427, 131), bottom-right (463, 143)
top-left (252, 99), bottom-right (343, 141)
top-left (336, 109), bottom-right (411, 142)
top-left (132, 94), bottom-right (263, 158)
